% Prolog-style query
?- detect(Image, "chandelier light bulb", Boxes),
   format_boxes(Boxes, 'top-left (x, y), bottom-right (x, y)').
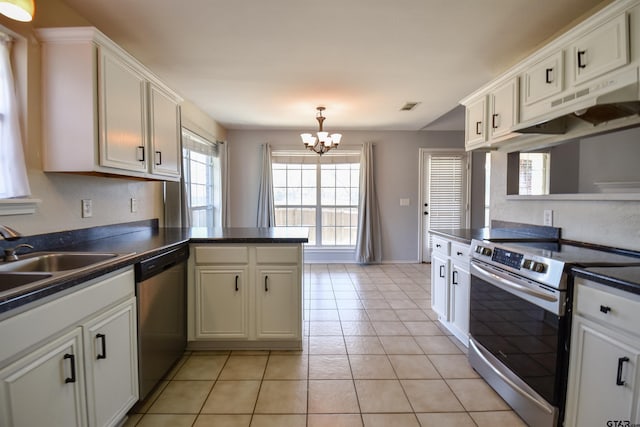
top-left (0, 0), bottom-right (35, 22)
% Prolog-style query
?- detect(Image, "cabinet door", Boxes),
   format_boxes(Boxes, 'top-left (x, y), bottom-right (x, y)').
top-left (489, 77), bottom-right (519, 140)
top-left (449, 261), bottom-right (470, 343)
top-left (195, 267), bottom-right (249, 339)
top-left (570, 13), bottom-right (629, 85)
top-left (149, 84), bottom-right (181, 179)
top-left (84, 299), bottom-right (138, 427)
top-left (98, 48), bottom-right (147, 173)
top-left (464, 96), bottom-right (487, 150)
top-left (523, 51), bottom-right (564, 106)
top-left (565, 315), bottom-right (640, 426)
top-left (0, 328), bottom-right (87, 427)
top-left (256, 267), bottom-right (301, 340)
top-left (431, 253), bottom-right (449, 319)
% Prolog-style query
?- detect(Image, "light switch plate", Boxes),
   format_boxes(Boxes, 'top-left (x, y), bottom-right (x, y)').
top-left (400, 198), bottom-right (410, 206)
top-left (81, 199), bottom-right (93, 218)
top-left (543, 209), bottom-right (553, 226)
top-left (130, 198), bottom-right (137, 213)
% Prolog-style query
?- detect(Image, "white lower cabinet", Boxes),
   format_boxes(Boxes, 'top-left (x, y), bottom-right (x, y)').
top-left (0, 328), bottom-right (87, 427)
top-left (189, 245), bottom-right (303, 349)
top-left (430, 235), bottom-right (471, 346)
top-left (84, 299), bottom-right (138, 427)
top-left (256, 266), bottom-right (299, 340)
top-left (565, 278), bottom-right (640, 426)
top-left (430, 253), bottom-right (449, 319)
top-left (449, 260), bottom-right (470, 341)
top-left (195, 267), bottom-right (249, 339)
top-left (0, 268), bottom-right (137, 427)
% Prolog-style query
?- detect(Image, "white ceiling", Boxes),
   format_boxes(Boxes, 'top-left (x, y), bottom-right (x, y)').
top-left (59, 0), bottom-right (609, 132)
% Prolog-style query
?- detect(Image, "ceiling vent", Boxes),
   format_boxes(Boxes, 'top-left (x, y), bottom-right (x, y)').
top-left (400, 102), bottom-right (420, 111)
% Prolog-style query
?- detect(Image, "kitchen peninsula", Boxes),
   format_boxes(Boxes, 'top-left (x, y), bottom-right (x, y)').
top-left (187, 226), bottom-right (308, 350)
top-left (0, 221), bottom-right (308, 349)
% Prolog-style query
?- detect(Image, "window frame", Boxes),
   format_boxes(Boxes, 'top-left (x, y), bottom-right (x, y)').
top-left (181, 129), bottom-right (222, 228)
top-left (272, 150), bottom-right (361, 248)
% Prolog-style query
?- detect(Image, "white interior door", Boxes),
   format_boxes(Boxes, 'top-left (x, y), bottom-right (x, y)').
top-left (420, 149), bottom-right (469, 262)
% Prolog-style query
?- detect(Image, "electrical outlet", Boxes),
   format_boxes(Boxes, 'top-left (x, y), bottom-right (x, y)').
top-left (130, 198), bottom-right (137, 213)
top-left (543, 209), bottom-right (553, 226)
top-left (81, 199), bottom-right (93, 218)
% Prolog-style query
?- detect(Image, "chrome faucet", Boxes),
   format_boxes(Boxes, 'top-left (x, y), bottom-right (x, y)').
top-left (3, 243), bottom-right (34, 262)
top-left (0, 225), bottom-right (21, 241)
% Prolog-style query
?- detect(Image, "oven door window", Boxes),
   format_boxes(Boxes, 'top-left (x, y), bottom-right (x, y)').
top-left (469, 275), bottom-right (563, 404)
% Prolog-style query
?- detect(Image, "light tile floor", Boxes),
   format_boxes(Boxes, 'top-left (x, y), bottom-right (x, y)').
top-left (126, 263), bottom-right (527, 427)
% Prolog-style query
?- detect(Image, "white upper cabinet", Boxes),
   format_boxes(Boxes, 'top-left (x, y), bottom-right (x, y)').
top-left (488, 77), bottom-right (519, 140)
top-left (522, 51), bottom-right (564, 106)
top-left (464, 96), bottom-right (487, 150)
top-left (463, 77), bottom-right (519, 150)
top-left (98, 48), bottom-right (148, 173)
top-left (461, 1), bottom-right (640, 150)
top-left (149, 84), bottom-right (182, 178)
top-left (37, 27), bottom-right (183, 181)
top-left (569, 13), bottom-right (629, 85)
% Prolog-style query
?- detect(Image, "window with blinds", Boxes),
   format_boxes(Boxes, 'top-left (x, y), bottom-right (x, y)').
top-left (272, 150), bottom-right (361, 247)
top-left (182, 129), bottom-right (222, 227)
top-left (427, 153), bottom-right (468, 245)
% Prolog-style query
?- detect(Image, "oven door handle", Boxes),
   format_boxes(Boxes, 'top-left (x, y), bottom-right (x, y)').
top-left (470, 262), bottom-right (558, 303)
top-left (469, 338), bottom-right (555, 415)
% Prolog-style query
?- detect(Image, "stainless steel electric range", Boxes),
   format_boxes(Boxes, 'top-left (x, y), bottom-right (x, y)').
top-left (468, 239), bottom-right (640, 427)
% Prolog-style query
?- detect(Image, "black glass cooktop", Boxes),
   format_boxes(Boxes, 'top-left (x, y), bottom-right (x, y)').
top-left (497, 241), bottom-right (640, 267)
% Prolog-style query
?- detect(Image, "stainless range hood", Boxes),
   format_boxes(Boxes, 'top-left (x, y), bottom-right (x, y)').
top-left (515, 66), bottom-right (640, 135)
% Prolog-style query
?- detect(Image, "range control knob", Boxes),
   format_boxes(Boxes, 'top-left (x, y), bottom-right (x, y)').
top-left (531, 262), bottom-right (547, 273)
top-left (523, 260), bottom-right (547, 273)
top-left (475, 245), bottom-right (492, 256)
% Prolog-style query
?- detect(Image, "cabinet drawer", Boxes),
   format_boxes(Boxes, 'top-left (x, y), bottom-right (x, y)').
top-left (431, 236), bottom-right (450, 256)
top-left (431, 236), bottom-right (451, 256)
top-left (451, 242), bottom-right (470, 262)
top-left (256, 246), bottom-right (299, 264)
top-left (575, 279), bottom-right (640, 336)
top-left (194, 246), bottom-right (249, 264)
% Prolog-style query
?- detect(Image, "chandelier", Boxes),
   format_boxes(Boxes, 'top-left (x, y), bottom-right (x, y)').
top-left (300, 106), bottom-right (342, 155)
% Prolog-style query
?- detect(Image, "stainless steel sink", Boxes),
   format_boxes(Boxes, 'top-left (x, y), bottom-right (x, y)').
top-left (0, 252), bottom-right (120, 273)
top-left (0, 272), bottom-right (53, 292)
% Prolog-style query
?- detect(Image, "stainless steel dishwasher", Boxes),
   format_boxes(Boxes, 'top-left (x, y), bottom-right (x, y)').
top-left (134, 244), bottom-right (189, 400)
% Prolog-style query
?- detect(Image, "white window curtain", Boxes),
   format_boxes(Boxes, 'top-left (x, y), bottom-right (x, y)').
top-left (0, 33), bottom-right (30, 199)
top-left (220, 141), bottom-right (231, 227)
top-left (256, 143), bottom-right (275, 227)
top-left (355, 142), bottom-right (381, 264)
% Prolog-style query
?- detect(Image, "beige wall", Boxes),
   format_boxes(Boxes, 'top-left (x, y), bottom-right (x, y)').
top-left (0, 0), bottom-right (224, 236)
top-left (226, 129), bottom-right (468, 262)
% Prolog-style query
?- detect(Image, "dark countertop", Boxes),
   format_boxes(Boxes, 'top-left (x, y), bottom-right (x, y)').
top-left (189, 227), bottom-right (310, 243)
top-left (428, 228), bottom-right (487, 244)
top-left (429, 227), bottom-right (559, 245)
top-left (429, 220), bottom-right (560, 245)
top-left (572, 266), bottom-right (640, 296)
top-left (0, 225), bottom-right (309, 317)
